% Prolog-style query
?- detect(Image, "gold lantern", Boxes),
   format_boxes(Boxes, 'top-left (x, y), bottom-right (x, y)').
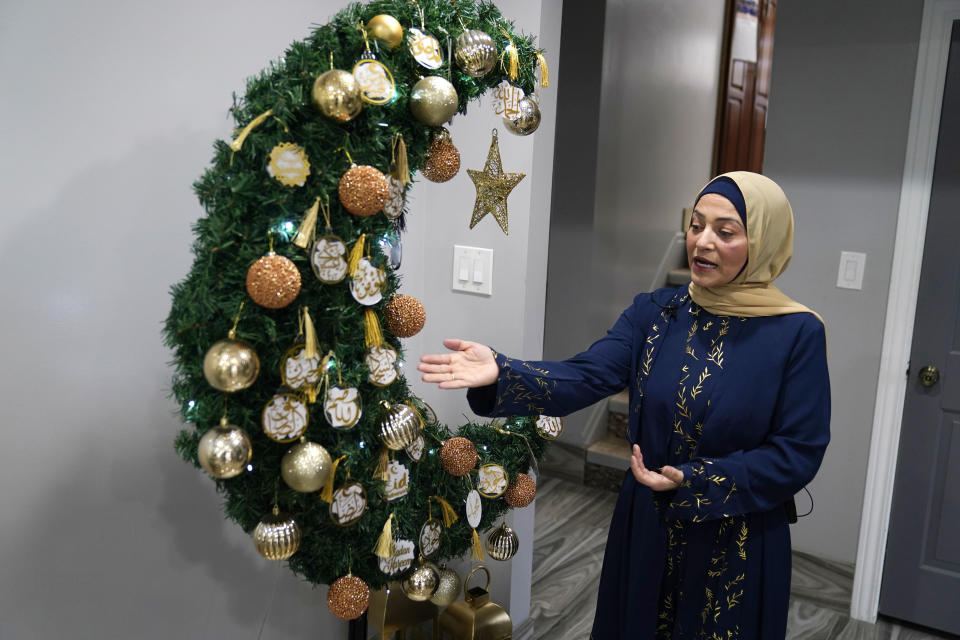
top-left (367, 581), bottom-right (439, 640)
top-left (438, 566), bottom-right (512, 640)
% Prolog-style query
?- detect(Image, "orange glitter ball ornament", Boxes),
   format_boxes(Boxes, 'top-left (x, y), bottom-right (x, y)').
top-left (327, 574), bottom-right (371, 620)
top-left (338, 164), bottom-right (389, 217)
top-left (439, 437), bottom-right (478, 477)
top-left (385, 295), bottom-right (426, 338)
top-left (504, 473), bottom-right (536, 508)
top-left (421, 128), bottom-right (460, 183)
top-left (245, 253), bottom-right (301, 309)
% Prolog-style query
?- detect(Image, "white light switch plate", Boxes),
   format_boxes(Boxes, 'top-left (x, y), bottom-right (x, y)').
top-left (452, 245), bottom-right (493, 295)
top-left (837, 251), bottom-right (866, 290)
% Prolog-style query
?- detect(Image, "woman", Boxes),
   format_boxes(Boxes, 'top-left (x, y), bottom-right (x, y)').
top-left (418, 172), bottom-right (830, 639)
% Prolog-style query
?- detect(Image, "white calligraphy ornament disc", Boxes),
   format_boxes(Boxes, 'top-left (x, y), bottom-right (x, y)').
top-left (535, 415), bottom-right (564, 440)
top-left (323, 385), bottom-right (362, 429)
top-left (330, 482), bottom-right (367, 526)
top-left (383, 460), bottom-right (409, 502)
top-left (267, 142), bottom-right (310, 187)
top-left (419, 518), bottom-right (443, 558)
top-left (350, 258), bottom-right (385, 306)
top-left (365, 345), bottom-right (398, 387)
top-left (477, 464), bottom-right (509, 498)
top-left (405, 434), bottom-right (425, 462)
top-left (407, 28), bottom-right (443, 69)
top-left (466, 490), bottom-right (482, 529)
top-left (379, 539), bottom-right (415, 575)
top-left (383, 175), bottom-right (405, 219)
top-left (311, 235), bottom-right (348, 284)
top-left (353, 58), bottom-right (395, 105)
top-left (261, 393), bottom-right (308, 442)
top-left (280, 344), bottom-right (322, 392)
top-left (491, 81), bottom-right (523, 121)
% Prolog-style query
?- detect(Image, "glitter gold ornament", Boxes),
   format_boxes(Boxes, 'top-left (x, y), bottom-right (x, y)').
top-left (384, 295), bottom-right (426, 338)
top-left (503, 94), bottom-right (542, 136)
top-left (468, 129), bottom-right (525, 235)
top-left (429, 565), bottom-right (461, 606)
top-left (366, 14), bottom-right (403, 49)
top-left (402, 559), bottom-right (439, 602)
top-left (198, 417), bottom-right (252, 479)
top-left (246, 252), bottom-right (301, 309)
top-left (485, 523), bottom-right (519, 561)
top-left (439, 437), bottom-right (478, 477)
top-left (312, 70), bottom-right (363, 122)
top-left (421, 128), bottom-right (461, 183)
top-left (504, 473), bottom-right (536, 508)
top-left (203, 337), bottom-right (260, 392)
top-left (339, 164), bottom-right (389, 217)
top-left (281, 439), bottom-right (333, 493)
top-left (379, 402), bottom-right (422, 450)
top-left (454, 29), bottom-right (497, 77)
top-left (327, 574), bottom-right (371, 620)
top-left (409, 76), bottom-right (458, 127)
top-left (253, 506), bottom-right (302, 560)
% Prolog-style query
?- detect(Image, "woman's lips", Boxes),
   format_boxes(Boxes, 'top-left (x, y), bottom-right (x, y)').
top-left (693, 257), bottom-right (717, 270)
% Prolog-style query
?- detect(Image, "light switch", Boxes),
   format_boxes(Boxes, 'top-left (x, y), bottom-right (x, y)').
top-left (836, 251), bottom-right (866, 290)
top-left (452, 245), bottom-right (493, 295)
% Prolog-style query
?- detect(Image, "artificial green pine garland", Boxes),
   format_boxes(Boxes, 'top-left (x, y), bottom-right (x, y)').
top-left (164, 0), bottom-right (547, 590)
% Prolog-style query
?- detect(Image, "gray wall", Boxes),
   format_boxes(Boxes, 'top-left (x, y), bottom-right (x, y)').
top-left (544, 0), bottom-right (726, 445)
top-left (762, 0), bottom-right (924, 564)
top-left (0, 0), bottom-right (559, 636)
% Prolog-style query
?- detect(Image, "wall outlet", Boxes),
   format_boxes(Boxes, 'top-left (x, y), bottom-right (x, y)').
top-left (837, 251), bottom-right (866, 290)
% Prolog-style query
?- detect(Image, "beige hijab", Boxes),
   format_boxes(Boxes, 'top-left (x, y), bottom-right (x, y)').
top-left (687, 171), bottom-right (823, 323)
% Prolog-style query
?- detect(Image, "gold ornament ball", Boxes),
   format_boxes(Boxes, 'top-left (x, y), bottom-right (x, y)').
top-left (402, 560), bottom-right (440, 602)
top-left (281, 440), bottom-right (333, 493)
top-left (422, 129), bottom-right (461, 183)
top-left (486, 523), bottom-right (520, 561)
top-left (385, 295), bottom-right (426, 338)
top-left (203, 338), bottom-right (260, 392)
top-left (379, 402), bottom-right (422, 450)
top-left (504, 95), bottom-right (542, 136)
top-left (327, 574), bottom-right (371, 620)
top-left (504, 473), bottom-right (537, 508)
top-left (253, 507), bottom-right (302, 560)
top-left (366, 14), bottom-right (403, 49)
top-left (246, 253), bottom-right (301, 309)
top-left (312, 69), bottom-right (363, 122)
top-left (198, 418), bottom-right (252, 479)
top-left (439, 437), bottom-right (478, 477)
top-left (454, 29), bottom-right (497, 77)
top-left (338, 164), bottom-right (389, 217)
top-left (429, 566), bottom-right (461, 606)
top-left (409, 76), bottom-right (459, 127)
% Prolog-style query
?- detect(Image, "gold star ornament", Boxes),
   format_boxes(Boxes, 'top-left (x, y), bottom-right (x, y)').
top-left (467, 129), bottom-right (525, 234)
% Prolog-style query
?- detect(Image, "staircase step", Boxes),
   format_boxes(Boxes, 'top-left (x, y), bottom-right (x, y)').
top-left (667, 268), bottom-right (691, 286)
top-left (584, 434), bottom-right (631, 492)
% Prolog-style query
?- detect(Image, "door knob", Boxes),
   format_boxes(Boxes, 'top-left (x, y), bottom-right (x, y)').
top-left (918, 365), bottom-right (940, 387)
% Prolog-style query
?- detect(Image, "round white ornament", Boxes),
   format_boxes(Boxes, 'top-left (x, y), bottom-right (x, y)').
top-left (350, 258), bottom-right (385, 306)
top-left (405, 434), bottom-right (425, 462)
top-left (536, 415), bottom-right (564, 440)
top-left (267, 142), bottom-right (310, 187)
top-left (324, 385), bottom-right (362, 429)
top-left (407, 27), bottom-right (443, 69)
top-left (383, 175), bottom-right (405, 219)
top-left (382, 460), bottom-right (409, 502)
top-left (466, 490), bottom-right (482, 529)
top-left (365, 345), bottom-right (399, 387)
top-left (492, 81), bottom-right (524, 121)
top-left (280, 344), bottom-right (322, 392)
top-left (477, 464), bottom-right (509, 498)
top-left (330, 482), bottom-right (367, 526)
top-left (261, 393), bottom-right (308, 443)
top-left (419, 518), bottom-right (443, 558)
top-left (311, 235), bottom-right (348, 284)
top-left (353, 57), bottom-right (395, 105)
top-left (379, 539), bottom-right (415, 575)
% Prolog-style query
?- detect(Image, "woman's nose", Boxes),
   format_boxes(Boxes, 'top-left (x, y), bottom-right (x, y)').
top-left (696, 229), bottom-right (715, 248)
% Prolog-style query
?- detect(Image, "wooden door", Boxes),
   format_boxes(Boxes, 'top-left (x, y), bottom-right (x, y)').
top-left (878, 20), bottom-right (960, 636)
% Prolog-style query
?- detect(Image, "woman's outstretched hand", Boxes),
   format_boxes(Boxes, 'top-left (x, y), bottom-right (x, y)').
top-left (630, 444), bottom-right (684, 491)
top-left (418, 339), bottom-right (499, 389)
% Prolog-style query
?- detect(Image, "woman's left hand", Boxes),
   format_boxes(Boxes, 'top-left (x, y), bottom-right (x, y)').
top-left (630, 445), bottom-right (684, 491)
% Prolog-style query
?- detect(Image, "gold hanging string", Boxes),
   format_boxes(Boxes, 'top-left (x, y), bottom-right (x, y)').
top-left (230, 109), bottom-right (274, 152)
top-left (293, 196), bottom-right (322, 249)
top-left (321, 454), bottom-right (347, 503)
top-left (364, 309), bottom-right (385, 349)
top-left (329, 51), bottom-right (335, 70)
top-left (319, 195), bottom-right (332, 230)
top-left (410, 0), bottom-right (425, 29)
top-left (301, 307), bottom-right (318, 359)
top-left (268, 233), bottom-right (275, 253)
top-left (535, 51), bottom-right (550, 87)
top-left (498, 27), bottom-right (518, 82)
top-left (335, 146), bottom-right (354, 165)
top-left (348, 234), bottom-right (366, 277)
top-left (490, 420), bottom-right (540, 479)
top-left (392, 133), bottom-right (409, 185)
top-left (374, 513), bottom-right (396, 558)
top-left (227, 301), bottom-right (246, 340)
top-left (431, 495), bottom-right (458, 527)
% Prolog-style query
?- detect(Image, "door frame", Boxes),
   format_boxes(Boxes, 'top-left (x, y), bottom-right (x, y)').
top-left (851, 0), bottom-right (960, 623)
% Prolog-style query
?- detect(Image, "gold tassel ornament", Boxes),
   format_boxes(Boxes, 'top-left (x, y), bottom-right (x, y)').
top-left (431, 495), bottom-right (459, 528)
top-left (321, 454), bottom-right (347, 503)
top-left (392, 133), bottom-right (409, 186)
top-left (302, 306), bottom-right (318, 359)
top-left (535, 52), bottom-right (550, 87)
top-left (471, 527), bottom-right (485, 561)
top-left (230, 108), bottom-right (274, 152)
top-left (293, 197), bottom-right (322, 249)
top-left (348, 234), bottom-right (366, 277)
top-left (374, 513), bottom-right (396, 558)
top-left (499, 28), bottom-right (518, 82)
top-left (364, 309), bottom-right (385, 349)
top-left (374, 447), bottom-right (390, 481)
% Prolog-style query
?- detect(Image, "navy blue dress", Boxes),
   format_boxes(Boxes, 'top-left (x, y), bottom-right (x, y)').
top-left (467, 287), bottom-right (830, 640)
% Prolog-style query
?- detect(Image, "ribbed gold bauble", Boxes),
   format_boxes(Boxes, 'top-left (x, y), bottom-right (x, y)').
top-left (486, 523), bottom-right (520, 561)
top-left (385, 295), bottom-right (426, 338)
top-left (312, 70), bottom-right (363, 122)
top-left (281, 439), bottom-right (332, 493)
top-left (198, 417), bottom-right (252, 479)
top-left (246, 253), bottom-right (301, 309)
top-left (429, 565), bottom-right (461, 606)
top-left (203, 337), bottom-right (260, 392)
top-left (409, 76), bottom-right (458, 127)
top-left (327, 574), bottom-right (371, 620)
top-left (402, 560), bottom-right (439, 602)
top-left (454, 29), bottom-right (497, 77)
top-left (439, 437), bottom-right (477, 477)
top-left (503, 95), bottom-right (542, 136)
top-left (504, 473), bottom-right (537, 508)
top-left (421, 128), bottom-right (461, 183)
top-left (379, 402), bottom-right (422, 450)
top-left (338, 164), bottom-right (389, 217)
top-left (366, 14), bottom-right (403, 49)
top-left (253, 506), bottom-right (301, 560)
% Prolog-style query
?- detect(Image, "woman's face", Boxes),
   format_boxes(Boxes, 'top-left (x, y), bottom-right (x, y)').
top-left (686, 193), bottom-right (749, 288)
